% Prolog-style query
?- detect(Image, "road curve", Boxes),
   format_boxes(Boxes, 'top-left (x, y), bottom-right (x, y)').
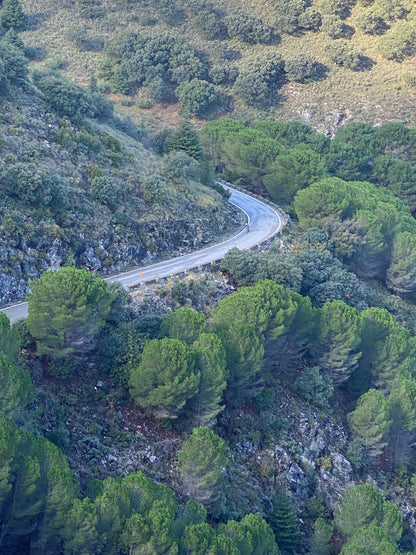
top-left (1, 185), bottom-right (284, 323)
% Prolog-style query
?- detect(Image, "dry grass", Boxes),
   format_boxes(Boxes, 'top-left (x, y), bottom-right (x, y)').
top-left (20, 0), bottom-right (416, 132)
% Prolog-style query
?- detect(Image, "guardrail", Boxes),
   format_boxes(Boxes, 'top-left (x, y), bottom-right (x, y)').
top-left (131, 181), bottom-right (289, 287)
top-left (216, 179), bottom-right (290, 229)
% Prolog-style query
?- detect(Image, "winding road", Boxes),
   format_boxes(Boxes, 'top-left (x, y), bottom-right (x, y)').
top-left (1, 184), bottom-right (285, 323)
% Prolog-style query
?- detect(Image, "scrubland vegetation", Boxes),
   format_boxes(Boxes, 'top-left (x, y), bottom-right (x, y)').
top-left (2, 0), bottom-right (416, 553)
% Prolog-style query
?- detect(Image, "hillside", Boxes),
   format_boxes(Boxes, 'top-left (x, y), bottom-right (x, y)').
top-left (0, 54), bottom-right (240, 305)
top-left (18, 0), bottom-right (416, 132)
top-left (4, 1), bottom-right (416, 554)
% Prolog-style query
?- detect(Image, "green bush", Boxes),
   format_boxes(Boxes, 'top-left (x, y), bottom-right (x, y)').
top-left (285, 54), bottom-right (326, 82)
top-left (233, 53), bottom-right (285, 108)
top-left (32, 71), bottom-right (113, 121)
top-left (374, 0), bottom-right (412, 22)
top-left (321, 14), bottom-right (352, 38)
top-left (209, 63), bottom-right (239, 85)
top-left (354, 8), bottom-right (389, 34)
top-left (175, 79), bottom-right (221, 118)
top-left (325, 40), bottom-right (363, 70)
top-left (226, 13), bottom-right (274, 44)
top-left (294, 366), bottom-right (334, 408)
top-left (274, 0), bottom-right (314, 34)
top-left (90, 176), bottom-right (117, 206)
top-left (378, 22), bottom-right (416, 61)
top-left (321, 0), bottom-right (355, 19)
top-left (194, 9), bottom-right (227, 40)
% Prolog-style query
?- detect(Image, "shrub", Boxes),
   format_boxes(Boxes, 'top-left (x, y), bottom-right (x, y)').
top-left (209, 64), bottom-right (239, 85)
top-left (147, 76), bottom-right (171, 103)
top-left (321, 14), bottom-right (352, 38)
top-left (194, 9), bottom-right (227, 40)
top-left (176, 79), bottom-right (221, 118)
top-left (233, 52), bottom-right (285, 108)
top-left (299, 6), bottom-right (322, 31)
top-left (294, 366), bottom-right (334, 408)
top-left (90, 176), bottom-right (117, 206)
top-left (378, 22), bottom-right (416, 61)
top-left (321, 0), bottom-right (355, 19)
top-left (274, 0), bottom-right (310, 35)
top-left (374, 0), bottom-right (412, 22)
top-left (325, 40), bottom-right (363, 70)
top-left (155, 0), bottom-right (186, 27)
top-left (32, 71), bottom-right (112, 121)
top-left (354, 8), bottom-right (389, 34)
top-left (226, 13), bottom-right (274, 44)
top-left (285, 54), bottom-right (326, 82)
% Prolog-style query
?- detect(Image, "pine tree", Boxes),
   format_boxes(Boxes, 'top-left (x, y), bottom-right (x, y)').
top-left (218, 514), bottom-right (279, 555)
top-left (0, 353), bottom-right (35, 420)
top-left (128, 338), bottom-right (200, 420)
top-left (340, 525), bottom-right (399, 555)
top-left (122, 470), bottom-right (177, 517)
top-left (386, 231), bottom-right (416, 294)
top-left (334, 484), bottom-right (384, 539)
top-left (94, 477), bottom-right (132, 554)
top-left (351, 209), bottom-right (389, 279)
top-left (359, 308), bottom-right (416, 394)
top-left (268, 490), bottom-right (300, 553)
top-left (63, 498), bottom-right (100, 555)
top-left (214, 320), bottom-right (264, 396)
top-left (348, 389), bottom-right (392, 455)
top-left (381, 500), bottom-right (403, 543)
top-left (1, 27), bottom-right (23, 49)
top-left (31, 439), bottom-right (76, 554)
top-left (238, 514), bottom-right (280, 554)
top-left (309, 518), bottom-right (333, 555)
top-left (161, 307), bottom-right (207, 345)
top-left (27, 267), bottom-right (113, 361)
top-left (145, 500), bottom-right (178, 554)
top-left (212, 280), bottom-right (297, 397)
top-left (177, 427), bottom-right (227, 515)
top-left (192, 333), bottom-right (227, 427)
top-left (0, 413), bottom-right (18, 510)
top-left (167, 119), bottom-right (204, 160)
top-left (0, 0), bottom-right (25, 30)
top-left (315, 300), bottom-right (362, 386)
top-left (181, 522), bottom-right (216, 554)
top-left (120, 513), bottom-right (150, 555)
top-left (0, 312), bottom-right (19, 360)
top-left (390, 373), bottom-right (416, 434)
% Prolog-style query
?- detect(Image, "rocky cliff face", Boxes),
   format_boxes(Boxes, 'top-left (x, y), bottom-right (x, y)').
top-left (0, 90), bottom-right (242, 305)
top-left (0, 204), bottom-right (241, 305)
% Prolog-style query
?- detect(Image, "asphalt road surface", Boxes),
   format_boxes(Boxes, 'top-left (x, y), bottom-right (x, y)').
top-left (1, 185), bottom-right (284, 323)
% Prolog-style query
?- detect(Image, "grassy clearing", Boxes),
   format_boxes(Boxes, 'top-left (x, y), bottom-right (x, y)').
top-left (20, 0), bottom-right (416, 132)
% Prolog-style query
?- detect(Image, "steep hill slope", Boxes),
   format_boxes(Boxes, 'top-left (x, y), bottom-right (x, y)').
top-left (18, 0), bottom-right (416, 131)
top-left (0, 70), bottom-right (239, 305)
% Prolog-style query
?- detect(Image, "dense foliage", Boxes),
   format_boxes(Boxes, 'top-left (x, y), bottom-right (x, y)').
top-left (4, 5), bottom-right (416, 550)
top-left (0, 45), bottom-right (236, 305)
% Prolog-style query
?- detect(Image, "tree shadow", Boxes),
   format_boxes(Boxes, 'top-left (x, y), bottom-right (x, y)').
top-left (341, 24), bottom-right (356, 39)
top-left (24, 45), bottom-right (47, 61)
top-left (25, 12), bottom-right (50, 31)
top-left (356, 55), bottom-right (375, 71)
top-left (266, 32), bottom-right (282, 47)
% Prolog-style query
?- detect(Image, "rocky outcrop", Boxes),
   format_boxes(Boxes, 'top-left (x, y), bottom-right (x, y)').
top-left (0, 204), bottom-right (242, 305)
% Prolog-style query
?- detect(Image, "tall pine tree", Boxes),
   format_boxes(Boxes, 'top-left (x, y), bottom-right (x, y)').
top-left (268, 490), bottom-right (300, 553)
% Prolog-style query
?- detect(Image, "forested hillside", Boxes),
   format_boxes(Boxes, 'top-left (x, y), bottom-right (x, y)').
top-left (0, 28), bottom-right (239, 305)
top-left (17, 0), bottom-right (416, 130)
top-left (3, 0), bottom-right (416, 553)
top-left (5, 114), bottom-right (416, 552)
